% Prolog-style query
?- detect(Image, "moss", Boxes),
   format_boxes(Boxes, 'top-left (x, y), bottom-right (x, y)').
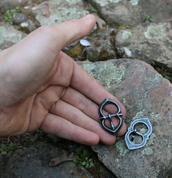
top-left (130, 0), bottom-right (139, 5)
top-left (122, 31), bottom-right (132, 39)
top-left (67, 44), bottom-right (84, 57)
top-left (116, 141), bottom-right (129, 156)
top-left (144, 24), bottom-right (165, 40)
top-left (82, 61), bottom-right (126, 89)
top-left (141, 147), bottom-right (153, 155)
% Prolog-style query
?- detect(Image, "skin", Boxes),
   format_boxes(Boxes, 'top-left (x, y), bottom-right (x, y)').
top-left (0, 14), bottom-right (126, 146)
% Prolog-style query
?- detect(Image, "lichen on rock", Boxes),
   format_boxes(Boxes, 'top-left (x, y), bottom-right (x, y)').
top-left (146, 133), bottom-right (156, 146)
top-left (36, 7), bottom-right (88, 26)
top-left (97, 0), bottom-right (122, 6)
top-left (130, 0), bottom-right (139, 6)
top-left (82, 61), bottom-right (126, 89)
top-left (0, 26), bottom-right (6, 45)
top-left (52, 0), bottom-right (62, 4)
top-left (144, 24), bottom-right (165, 40)
top-left (116, 141), bottom-right (129, 156)
top-left (141, 147), bottom-right (153, 155)
top-left (170, 91), bottom-right (172, 97)
top-left (132, 110), bottom-right (145, 121)
top-left (122, 31), bottom-right (132, 39)
top-left (66, 0), bottom-right (81, 5)
top-left (0, 24), bottom-right (23, 46)
top-left (150, 112), bottom-right (160, 122)
top-left (35, 0), bottom-right (89, 26)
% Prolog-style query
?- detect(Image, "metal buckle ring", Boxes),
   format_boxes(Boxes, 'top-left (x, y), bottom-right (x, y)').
top-left (125, 118), bottom-right (152, 150)
top-left (99, 98), bottom-right (123, 135)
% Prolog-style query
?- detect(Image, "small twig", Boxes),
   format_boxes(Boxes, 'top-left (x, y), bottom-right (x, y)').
top-left (49, 152), bottom-right (77, 167)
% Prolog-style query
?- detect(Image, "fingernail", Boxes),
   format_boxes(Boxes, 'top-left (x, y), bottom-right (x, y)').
top-left (82, 14), bottom-right (94, 19)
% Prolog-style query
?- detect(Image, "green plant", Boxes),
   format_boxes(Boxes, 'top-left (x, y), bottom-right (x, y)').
top-left (4, 10), bottom-right (13, 24)
top-left (73, 149), bottom-right (94, 168)
top-left (0, 143), bottom-right (17, 155)
top-left (36, 130), bottom-right (42, 133)
top-left (4, 7), bottom-right (23, 25)
top-left (106, 44), bottom-right (111, 49)
top-left (15, 7), bottom-right (23, 13)
top-left (100, 167), bottom-right (105, 173)
top-left (118, 23), bottom-right (132, 31)
top-left (164, 76), bottom-right (170, 80)
top-left (91, 8), bottom-right (98, 13)
top-left (143, 15), bottom-right (155, 22)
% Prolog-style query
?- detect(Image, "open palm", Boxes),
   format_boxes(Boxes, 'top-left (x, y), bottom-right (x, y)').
top-left (0, 15), bottom-right (126, 145)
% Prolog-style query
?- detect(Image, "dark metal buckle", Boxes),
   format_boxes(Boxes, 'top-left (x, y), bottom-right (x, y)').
top-left (125, 118), bottom-right (152, 150)
top-left (99, 98), bottom-right (123, 135)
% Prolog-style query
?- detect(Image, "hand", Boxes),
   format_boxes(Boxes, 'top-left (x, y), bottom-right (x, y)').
top-left (0, 14), bottom-right (126, 145)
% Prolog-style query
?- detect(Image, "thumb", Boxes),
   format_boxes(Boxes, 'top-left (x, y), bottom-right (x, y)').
top-left (13, 14), bottom-right (96, 54)
top-left (51, 14), bottom-right (96, 49)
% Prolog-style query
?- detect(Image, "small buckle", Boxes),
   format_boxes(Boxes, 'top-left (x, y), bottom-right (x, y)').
top-left (99, 98), bottom-right (123, 135)
top-left (125, 118), bottom-right (152, 150)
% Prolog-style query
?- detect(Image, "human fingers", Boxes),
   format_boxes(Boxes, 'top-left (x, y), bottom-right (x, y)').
top-left (28, 85), bottom-right (65, 132)
top-left (40, 113), bottom-right (100, 145)
top-left (61, 87), bottom-right (126, 137)
top-left (50, 100), bottom-right (116, 145)
top-left (50, 52), bottom-right (126, 117)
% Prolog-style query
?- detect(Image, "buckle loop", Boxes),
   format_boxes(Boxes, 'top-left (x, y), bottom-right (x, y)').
top-left (99, 98), bottom-right (123, 135)
top-left (125, 118), bottom-right (152, 150)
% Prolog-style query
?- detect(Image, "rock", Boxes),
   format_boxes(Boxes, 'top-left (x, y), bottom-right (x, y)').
top-left (24, 19), bottom-right (37, 32)
top-left (34, 0), bottom-right (89, 26)
top-left (78, 59), bottom-right (172, 178)
top-left (66, 28), bottom-right (117, 61)
top-left (13, 13), bottom-right (26, 25)
top-left (0, 0), bottom-right (28, 12)
top-left (87, 0), bottom-right (172, 26)
top-left (85, 28), bottom-right (116, 62)
top-left (115, 22), bottom-right (172, 71)
top-left (0, 142), bottom-right (93, 178)
top-left (0, 22), bottom-right (26, 51)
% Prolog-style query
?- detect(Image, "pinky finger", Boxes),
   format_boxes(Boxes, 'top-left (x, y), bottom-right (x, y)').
top-left (40, 113), bottom-right (100, 145)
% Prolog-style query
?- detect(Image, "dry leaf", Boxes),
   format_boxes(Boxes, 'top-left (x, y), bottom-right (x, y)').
top-left (92, 13), bottom-right (106, 30)
top-left (42, 2), bottom-right (50, 18)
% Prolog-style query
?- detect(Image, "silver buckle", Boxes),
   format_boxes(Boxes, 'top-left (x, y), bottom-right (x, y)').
top-left (125, 118), bottom-right (152, 150)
